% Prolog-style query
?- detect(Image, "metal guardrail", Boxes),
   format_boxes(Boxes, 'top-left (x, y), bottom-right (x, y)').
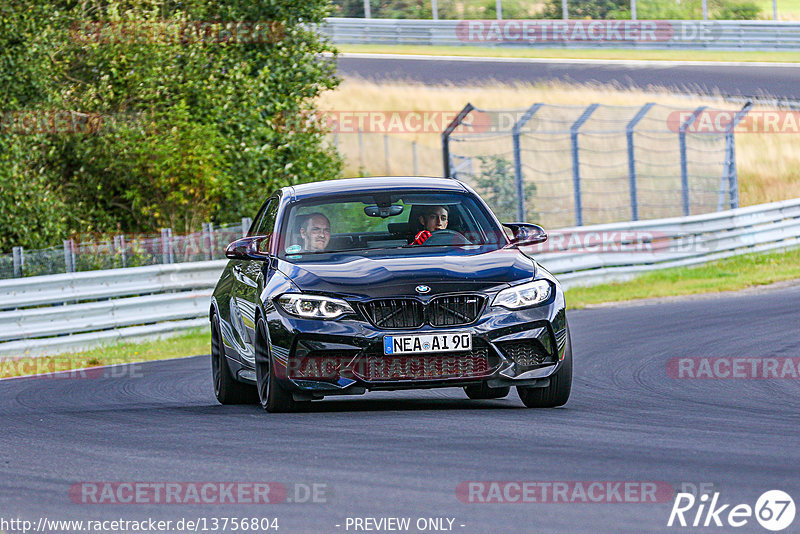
top-left (0, 199), bottom-right (798, 357)
top-left (535, 197), bottom-right (800, 286)
top-left (0, 261), bottom-right (226, 357)
top-left (321, 18), bottom-right (800, 51)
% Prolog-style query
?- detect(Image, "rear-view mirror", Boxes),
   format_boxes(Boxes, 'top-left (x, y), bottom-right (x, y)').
top-left (364, 205), bottom-right (404, 218)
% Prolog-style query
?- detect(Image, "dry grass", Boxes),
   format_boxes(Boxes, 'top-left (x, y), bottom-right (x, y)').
top-left (319, 79), bottom-right (800, 211)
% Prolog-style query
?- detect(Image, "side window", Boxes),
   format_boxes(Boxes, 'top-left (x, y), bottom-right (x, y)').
top-left (254, 199), bottom-right (279, 253)
top-left (252, 198), bottom-right (278, 236)
top-left (248, 200), bottom-right (270, 237)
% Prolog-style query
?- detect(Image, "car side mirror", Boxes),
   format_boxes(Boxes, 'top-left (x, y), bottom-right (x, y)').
top-left (225, 236), bottom-right (271, 261)
top-left (503, 223), bottom-right (548, 247)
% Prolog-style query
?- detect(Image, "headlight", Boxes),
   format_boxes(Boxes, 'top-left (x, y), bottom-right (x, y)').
top-left (276, 293), bottom-right (355, 319)
top-left (492, 280), bottom-right (552, 309)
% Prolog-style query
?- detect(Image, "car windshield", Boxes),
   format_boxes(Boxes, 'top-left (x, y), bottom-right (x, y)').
top-left (278, 190), bottom-right (506, 258)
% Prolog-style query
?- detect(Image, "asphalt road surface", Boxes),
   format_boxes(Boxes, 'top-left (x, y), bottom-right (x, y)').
top-left (2, 284), bottom-right (799, 533)
top-left (337, 55), bottom-right (800, 100)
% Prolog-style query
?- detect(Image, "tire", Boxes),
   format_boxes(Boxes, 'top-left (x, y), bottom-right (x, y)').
top-left (254, 317), bottom-right (308, 413)
top-left (464, 383), bottom-right (510, 400)
top-left (517, 324), bottom-right (573, 408)
top-left (211, 312), bottom-right (257, 405)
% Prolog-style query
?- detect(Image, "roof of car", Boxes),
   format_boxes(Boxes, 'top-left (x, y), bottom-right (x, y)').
top-left (286, 176), bottom-right (468, 201)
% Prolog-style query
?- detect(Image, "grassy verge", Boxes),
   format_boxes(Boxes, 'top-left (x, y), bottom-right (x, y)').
top-left (755, 0), bottom-right (800, 20)
top-left (566, 246), bottom-right (800, 308)
top-left (338, 44), bottom-right (800, 63)
top-left (0, 326), bottom-right (209, 379)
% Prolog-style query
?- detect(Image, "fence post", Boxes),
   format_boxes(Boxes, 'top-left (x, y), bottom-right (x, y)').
top-left (512, 103), bottom-right (543, 222)
top-left (113, 235), bottom-right (127, 268)
top-left (12, 246), bottom-right (23, 278)
top-left (626, 102), bottom-right (654, 222)
top-left (241, 217), bottom-right (252, 238)
top-left (722, 101), bottom-right (752, 210)
top-left (679, 106), bottom-right (707, 217)
top-left (160, 228), bottom-right (174, 264)
top-left (202, 222), bottom-right (214, 261)
top-left (441, 103), bottom-right (475, 178)
top-left (412, 141), bottom-right (419, 176)
top-left (364, 0), bottom-right (371, 18)
top-left (64, 239), bottom-right (76, 273)
top-left (358, 128), bottom-right (364, 170)
top-left (384, 134), bottom-right (390, 175)
top-left (570, 103), bottom-right (599, 226)
top-left (432, 0), bottom-right (438, 19)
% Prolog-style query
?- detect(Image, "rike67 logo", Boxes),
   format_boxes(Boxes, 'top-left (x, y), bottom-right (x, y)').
top-left (668, 490), bottom-right (796, 531)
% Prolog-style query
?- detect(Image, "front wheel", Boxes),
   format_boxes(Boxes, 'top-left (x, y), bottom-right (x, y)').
top-left (255, 318), bottom-right (307, 413)
top-left (517, 324), bottom-right (573, 408)
top-left (211, 312), bottom-right (256, 405)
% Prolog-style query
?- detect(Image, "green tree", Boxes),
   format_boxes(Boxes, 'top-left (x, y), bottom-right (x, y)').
top-left (0, 0), bottom-right (342, 247)
top-left (542, 0), bottom-right (628, 19)
top-left (473, 155), bottom-right (537, 223)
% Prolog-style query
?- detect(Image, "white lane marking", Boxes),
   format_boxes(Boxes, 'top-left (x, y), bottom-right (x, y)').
top-left (338, 52), bottom-right (800, 69)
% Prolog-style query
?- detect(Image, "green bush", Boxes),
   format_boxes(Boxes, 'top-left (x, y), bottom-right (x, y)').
top-left (0, 0), bottom-right (342, 250)
top-left (331, 0), bottom-right (535, 19)
top-left (542, 0), bottom-right (629, 19)
top-left (716, 0), bottom-right (761, 19)
top-left (473, 155), bottom-right (538, 223)
top-left (542, 0), bottom-right (761, 19)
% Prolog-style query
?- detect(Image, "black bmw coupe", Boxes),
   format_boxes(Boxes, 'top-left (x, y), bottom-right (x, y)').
top-left (210, 177), bottom-right (572, 412)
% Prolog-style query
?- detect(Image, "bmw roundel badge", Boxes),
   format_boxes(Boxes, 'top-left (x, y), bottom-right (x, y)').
top-left (415, 285), bottom-right (431, 294)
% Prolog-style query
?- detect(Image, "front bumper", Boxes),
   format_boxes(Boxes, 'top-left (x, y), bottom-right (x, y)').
top-left (265, 289), bottom-right (568, 399)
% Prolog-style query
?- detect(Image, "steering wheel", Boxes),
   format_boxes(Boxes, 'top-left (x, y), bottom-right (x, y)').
top-left (422, 229), bottom-right (472, 246)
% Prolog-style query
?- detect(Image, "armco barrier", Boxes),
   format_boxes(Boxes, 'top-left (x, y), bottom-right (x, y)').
top-left (0, 261), bottom-right (226, 357)
top-left (321, 18), bottom-right (800, 51)
top-left (0, 199), bottom-right (798, 357)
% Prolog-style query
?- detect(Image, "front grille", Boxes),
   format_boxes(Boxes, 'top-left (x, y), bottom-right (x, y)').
top-left (361, 299), bottom-right (424, 329)
top-left (352, 338), bottom-right (497, 381)
top-left (361, 295), bottom-right (484, 329)
top-left (497, 339), bottom-right (554, 367)
top-left (428, 295), bottom-right (484, 327)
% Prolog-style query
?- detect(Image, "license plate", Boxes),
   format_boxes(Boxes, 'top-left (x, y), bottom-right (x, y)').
top-left (384, 332), bottom-right (472, 355)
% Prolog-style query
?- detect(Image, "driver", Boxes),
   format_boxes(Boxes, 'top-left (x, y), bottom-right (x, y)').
top-left (410, 205), bottom-right (448, 245)
top-left (299, 213), bottom-right (331, 252)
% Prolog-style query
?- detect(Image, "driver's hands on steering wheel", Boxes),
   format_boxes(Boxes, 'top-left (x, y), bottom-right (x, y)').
top-left (411, 230), bottom-right (431, 245)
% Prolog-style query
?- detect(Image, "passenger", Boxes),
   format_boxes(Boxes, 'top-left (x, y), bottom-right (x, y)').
top-left (410, 205), bottom-right (448, 245)
top-left (299, 213), bottom-right (331, 252)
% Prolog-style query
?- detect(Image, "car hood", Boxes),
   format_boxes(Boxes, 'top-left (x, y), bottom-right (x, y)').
top-left (276, 246), bottom-right (536, 298)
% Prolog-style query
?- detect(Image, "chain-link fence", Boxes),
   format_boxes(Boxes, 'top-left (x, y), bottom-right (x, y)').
top-left (0, 220), bottom-right (251, 280)
top-left (442, 102), bottom-right (751, 228)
